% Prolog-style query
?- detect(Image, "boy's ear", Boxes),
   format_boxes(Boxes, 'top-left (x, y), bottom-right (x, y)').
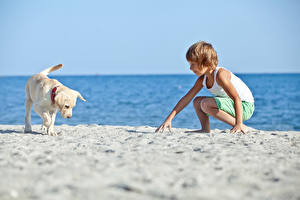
top-left (201, 57), bottom-right (209, 67)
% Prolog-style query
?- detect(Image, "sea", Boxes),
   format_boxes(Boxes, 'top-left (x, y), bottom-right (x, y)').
top-left (0, 74), bottom-right (299, 131)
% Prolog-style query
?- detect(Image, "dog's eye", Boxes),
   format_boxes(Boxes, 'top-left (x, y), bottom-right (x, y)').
top-left (65, 105), bottom-right (70, 109)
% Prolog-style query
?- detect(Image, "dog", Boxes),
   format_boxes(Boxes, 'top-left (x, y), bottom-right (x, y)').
top-left (25, 64), bottom-right (86, 135)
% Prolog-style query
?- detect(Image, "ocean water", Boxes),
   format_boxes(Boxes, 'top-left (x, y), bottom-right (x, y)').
top-left (0, 74), bottom-right (299, 131)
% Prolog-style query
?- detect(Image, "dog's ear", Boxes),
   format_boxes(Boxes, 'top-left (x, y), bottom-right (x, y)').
top-left (74, 91), bottom-right (86, 102)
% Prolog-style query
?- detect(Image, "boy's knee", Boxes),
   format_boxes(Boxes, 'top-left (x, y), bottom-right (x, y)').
top-left (200, 98), bottom-right (211, 112)
top-left (193, 96), bottom-right (205, 107)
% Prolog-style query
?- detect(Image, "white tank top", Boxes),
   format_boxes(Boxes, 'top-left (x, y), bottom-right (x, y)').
top-left (203, 67), bottom-right (254, 103)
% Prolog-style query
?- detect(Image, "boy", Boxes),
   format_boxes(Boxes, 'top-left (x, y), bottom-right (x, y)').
top-left (156, 41), bottom-right (254, 133)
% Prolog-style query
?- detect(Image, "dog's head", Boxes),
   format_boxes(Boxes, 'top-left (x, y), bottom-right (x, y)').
top-left (55, 87), bottom-right (86, 119)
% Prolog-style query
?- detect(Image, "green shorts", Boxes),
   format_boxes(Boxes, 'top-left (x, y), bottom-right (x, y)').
top-left (212, 97), bottom-right (254, 121)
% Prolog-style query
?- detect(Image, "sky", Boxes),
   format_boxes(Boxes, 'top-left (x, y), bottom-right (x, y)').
top-left (0, 0), bottom-right (299, 75)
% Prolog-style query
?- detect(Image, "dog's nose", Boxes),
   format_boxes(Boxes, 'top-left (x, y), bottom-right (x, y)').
top-left (67, 115), bottom-right (72, 118)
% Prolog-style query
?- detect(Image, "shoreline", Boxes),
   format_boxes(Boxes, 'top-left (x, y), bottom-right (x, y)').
top-left (0, 124), bottom-right (300, 200)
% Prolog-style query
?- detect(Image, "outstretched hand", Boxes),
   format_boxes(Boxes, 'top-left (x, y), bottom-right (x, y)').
top-left (230, 123), bottom-right (248, 134)
top-left (155, 120), bottom-right (172, 133)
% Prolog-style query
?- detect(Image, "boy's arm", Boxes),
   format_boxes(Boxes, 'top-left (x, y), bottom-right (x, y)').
top-left (216, 69), bottom-right (245, 133)
top-left (155, 76), bottom-right (204, 133)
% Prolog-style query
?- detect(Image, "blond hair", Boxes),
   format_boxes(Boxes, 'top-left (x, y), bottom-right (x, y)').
top-left (186, 41), bottom-right (218, 69)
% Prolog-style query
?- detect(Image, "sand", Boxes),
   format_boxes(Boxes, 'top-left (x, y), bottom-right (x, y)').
top-left (0, 124), bottom-right (300, 200)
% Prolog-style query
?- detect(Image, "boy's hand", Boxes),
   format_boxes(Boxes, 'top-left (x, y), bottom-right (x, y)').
top-left (155, 120), bottom-right (172, 133)
top-left (230, 123), bottom-right (248, 134)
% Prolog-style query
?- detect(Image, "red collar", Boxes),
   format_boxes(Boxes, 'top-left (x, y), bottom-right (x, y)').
top-left (51, 87), bottom-right (58, 104)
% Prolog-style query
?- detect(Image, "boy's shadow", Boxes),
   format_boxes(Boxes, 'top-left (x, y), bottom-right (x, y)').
top-left (126, 129), bottom-right (153, 134)
top-left (0, 129), bottom-right (42, 135)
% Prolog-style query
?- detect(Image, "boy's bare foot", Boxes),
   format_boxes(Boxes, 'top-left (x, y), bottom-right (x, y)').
top-left (185, 129), bottom-right (210, 133)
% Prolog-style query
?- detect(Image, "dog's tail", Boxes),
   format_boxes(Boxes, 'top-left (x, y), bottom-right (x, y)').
top-left (40, 64), bottom-right (63, 76)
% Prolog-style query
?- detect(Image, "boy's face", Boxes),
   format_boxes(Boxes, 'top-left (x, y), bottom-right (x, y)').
top-left (188, 61), bottom-right (206, 76)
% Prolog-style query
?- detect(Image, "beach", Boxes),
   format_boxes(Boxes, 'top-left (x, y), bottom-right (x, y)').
top-left (0, 124), bottom-right (299, 200)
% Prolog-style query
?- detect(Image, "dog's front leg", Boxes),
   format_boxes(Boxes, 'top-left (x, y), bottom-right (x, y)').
top-left (34, 105), bottom-right (48, 134)
top-left (48, 111), bottom-right (58, 136)
top-left (40, 112), bottom-right (54, 135)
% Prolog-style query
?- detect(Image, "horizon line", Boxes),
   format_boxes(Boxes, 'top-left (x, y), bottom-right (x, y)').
top-left (1, 72), bottom-right (300, 77)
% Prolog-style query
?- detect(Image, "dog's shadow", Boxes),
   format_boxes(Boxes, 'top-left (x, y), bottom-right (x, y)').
top-left (0, 129), bottom-right (43, 135)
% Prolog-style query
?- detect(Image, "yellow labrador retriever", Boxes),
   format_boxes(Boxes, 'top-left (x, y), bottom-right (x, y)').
top-left (25, 64), bottom-right (86, 135)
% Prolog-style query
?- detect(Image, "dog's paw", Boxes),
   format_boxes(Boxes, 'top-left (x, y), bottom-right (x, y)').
top-left (41, 125), bottom-right (47, 132)
top-left (49, 131), bottom-right (58, 136)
